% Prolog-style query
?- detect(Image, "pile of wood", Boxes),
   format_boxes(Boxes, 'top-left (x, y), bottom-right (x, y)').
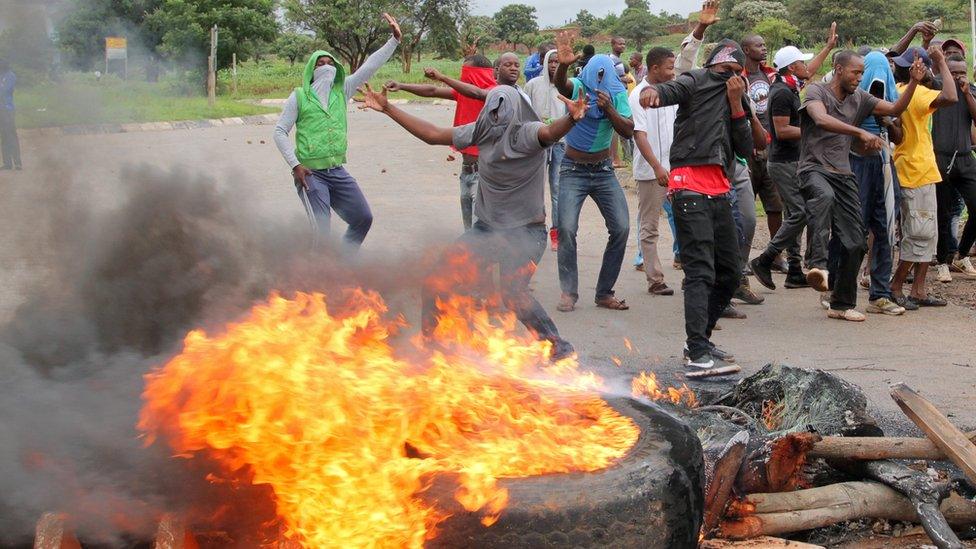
top-left (698, 382), bottom-right (976, 548)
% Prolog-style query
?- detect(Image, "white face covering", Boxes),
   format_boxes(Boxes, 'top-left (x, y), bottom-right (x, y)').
top-left (312, 64), bottom-right (337, 109)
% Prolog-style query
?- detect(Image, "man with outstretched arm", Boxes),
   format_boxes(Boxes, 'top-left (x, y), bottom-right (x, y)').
top-left (358, 83), bottom-right (587, 361)
top-left (637, 40), bottom-right (755, 370)
top-left (797, 50), bottom-right (924, 321)
top-left (273, 14), bottom-right (401, 249)
top-left (424, 52), bottom-right (523, 100)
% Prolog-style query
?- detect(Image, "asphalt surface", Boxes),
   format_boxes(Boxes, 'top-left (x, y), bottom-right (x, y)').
top-left (5, 102), bottom-right (975, 431)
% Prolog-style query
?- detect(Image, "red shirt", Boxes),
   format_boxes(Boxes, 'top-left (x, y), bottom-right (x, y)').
top-left (669, 165), bottom-right (731, 196)
top-left (453, 66), bottom-right (496, 156)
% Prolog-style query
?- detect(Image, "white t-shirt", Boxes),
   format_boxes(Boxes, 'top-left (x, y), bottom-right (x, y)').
top-left (628, 79), bottom-right (677, 181)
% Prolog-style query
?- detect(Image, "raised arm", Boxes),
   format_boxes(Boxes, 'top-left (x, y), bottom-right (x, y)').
top-left (553, 30), bottom-right (579, 98)
top-left (808, 23), bottom-right (838, 76)
top-left (926, 47), bottom-right (958, 109)
top-left (425, 68), bottom-right (489, 100)
top-left (359, 84), bottom-right (454, 145)
top-left (890, 21), bottom-right (937, 55)
top-left (676, 0), bottom-right (718, 74)
top-left (384, 80), bottom-right (455, 100)
top-left (343, 13), bottom-right (402, 96)
top-left (872, 54), bottom-right (926, 116)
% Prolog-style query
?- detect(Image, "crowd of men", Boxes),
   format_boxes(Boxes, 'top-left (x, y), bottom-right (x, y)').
top-left (275, 6), bottom-right (976, 371)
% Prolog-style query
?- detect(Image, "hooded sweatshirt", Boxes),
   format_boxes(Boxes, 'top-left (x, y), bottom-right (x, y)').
top-left (274, 37), bottom-right (399, 169)
top-left (565, 54), bottom-right (632, 153)
top-left (524, 49), bottom-right (566, 123)
top-left (859, 51), bottom-right (899, 136)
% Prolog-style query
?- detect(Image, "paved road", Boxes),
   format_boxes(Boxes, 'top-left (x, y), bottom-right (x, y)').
top-left (5, 103), bottom-right (975, 430)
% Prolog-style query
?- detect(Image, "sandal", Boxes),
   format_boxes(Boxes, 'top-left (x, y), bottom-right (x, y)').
top-left (595, 295), bottom-right (629, 310)
top-left (915, 294), bottom-right (947, 307)
top-left (557, 293), bottom-right (577, 312)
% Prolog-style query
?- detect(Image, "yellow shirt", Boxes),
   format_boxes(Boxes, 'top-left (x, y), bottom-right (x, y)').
top-left (894, 84), bottom-right (942, 188)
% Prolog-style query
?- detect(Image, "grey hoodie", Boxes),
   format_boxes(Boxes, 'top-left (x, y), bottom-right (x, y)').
top-left (524, 49), bottom-right (566, 123)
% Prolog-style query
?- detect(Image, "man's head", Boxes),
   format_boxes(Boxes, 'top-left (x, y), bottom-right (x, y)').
top-left (611, 37), bottom-right (626, 55)
top-left (495, 52), bottom-right (521, 85)
top-left (538, 42), bottom-right (554, 58)
top-left (315, 55), bottom-right (333, 67)
top-left (462, 54), bottom-right (492, 68)
top-left (943, 38), bottom-right (966, 59)
top-left (892, 46), bottom-right (931, 84)
top-left (773, 46), bottom-right (814, 80)
top-left (546, 49), bottom-right (558, 77)
top-left (741, 35), bottom-right (767, 63)
top-left (947, 54), bottom-right (967, 82)
top-left (705, 40), bottom-right (746, 74)
top-left (629, 51), bottom-right (643, 69)
top-left (645, 47), bottom-right (675, 83)
top-left (833, 50), bottom-right (865, 93)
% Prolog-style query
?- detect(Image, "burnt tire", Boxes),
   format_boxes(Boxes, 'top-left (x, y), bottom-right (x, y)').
top-left (425, 397), bottom-right (704, 549)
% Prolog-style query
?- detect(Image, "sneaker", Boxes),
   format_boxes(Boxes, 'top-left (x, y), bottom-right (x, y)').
top-left (684, 344), bottom-right (736, 363)
top-left (721, 304), bottom-right (747, 319)
top-left (866, 297), bottom-right (906, 316)
top-left (894, 295), bottom-right (920, 311)
top-left (772, 257), bottom-right (790, 274)
top-left (733, 278), bottom-right (765, 305)
top-left (827, 308), bottom-right (866, 322)
top-left (951, 257), bottom-right (976, 278)
top-left (936, 263), bottom-right (952, 283)
top-left (685, 351), bottom-right (715, 370)
top-left (784, 271), bottom-right (809, 289)
top-left (750, 256), bottom-right (776, 290)
top-left (819, 292), bottom-right (831, 310)
top-left (549, 228), bottom-right (559, 251)
top-left (557, 293), bottom-right (577, 312)
top-left (550, 339), bottom-right (576, 362)
top-left (648, 282), bottom-right (674, 295)
top-left (807, 268), bottom-right (829, 292)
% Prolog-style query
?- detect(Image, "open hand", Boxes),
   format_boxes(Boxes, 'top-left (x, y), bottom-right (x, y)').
top-left (558, 93), bottom-right (589, 120)
top-left (383, 13), bottom-right (402, 41)
top-left (555, 30), bottom-right (579, 65)
top-left (909, 51), bottom-right (927, 82)
top-left (639, 85), bottom-right (660, 108)
top-left (699, 0), bottom-right (720, 27)
top-left (826, 22), bottom-right (838, 48)
top-left (357, 82), bottom-right (388, 112)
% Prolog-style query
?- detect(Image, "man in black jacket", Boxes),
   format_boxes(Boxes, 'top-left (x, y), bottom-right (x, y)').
top-left (638, 39), bottom-right (755, 369)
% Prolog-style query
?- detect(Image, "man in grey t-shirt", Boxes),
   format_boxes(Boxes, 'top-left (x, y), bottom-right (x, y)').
top-left (360, 84), bottom-right (586, 360)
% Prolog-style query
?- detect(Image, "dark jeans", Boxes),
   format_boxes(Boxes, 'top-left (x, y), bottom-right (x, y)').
top-left (936, 152), bottom-right (976, 262)
top-left (301, 166), bottom-right (374, 248)
top-left (851, 153), bottom-right (896, 300)
top-left (0, 109), bottom-right (20, 168)
top-left (805, 168), bottom-right (866, 311)
top-left (673, 191), bottom-right (740, 360)
top-left (765, 161), bottom-right (803, 266)
top-left (767, 163), bottom-right (833, 269)
top-left (421, 221), bottom-right (564, 345)
top-left (556, 158), bottom-right (630, 300)
top-left (459, 169), bottom-right (479, 230)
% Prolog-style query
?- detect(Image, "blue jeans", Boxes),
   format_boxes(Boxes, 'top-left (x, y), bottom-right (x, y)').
top-left (459, 170), bottom-right (479, 229)
top-left (556, 158), bottom-right (630, 300)
top-left (300, 166), bottom-right (374, 248)
top-left (851, 153), bottom-right (895, 301)
top-left (662, 199), bottom-right (680, 256)
top-left (547, 141), bottom-right (566, 227)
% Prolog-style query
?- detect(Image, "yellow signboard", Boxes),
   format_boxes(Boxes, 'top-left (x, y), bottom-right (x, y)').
top-left (105, 37), bottom-right (127, 50)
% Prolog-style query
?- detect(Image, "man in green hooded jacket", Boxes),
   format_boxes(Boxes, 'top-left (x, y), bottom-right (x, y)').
top-left (273, 13), bottom-right (401, 248)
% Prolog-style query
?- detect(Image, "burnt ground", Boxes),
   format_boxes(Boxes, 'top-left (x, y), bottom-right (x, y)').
top-left (3, 103), bottom-right (975, 438)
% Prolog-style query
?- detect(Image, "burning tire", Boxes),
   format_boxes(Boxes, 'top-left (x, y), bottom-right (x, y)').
top-left (425, 397), bottom-right (704, 549)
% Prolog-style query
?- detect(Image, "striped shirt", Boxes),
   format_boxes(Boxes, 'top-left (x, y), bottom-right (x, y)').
top-left (629, 78), bottom-right (677, 180)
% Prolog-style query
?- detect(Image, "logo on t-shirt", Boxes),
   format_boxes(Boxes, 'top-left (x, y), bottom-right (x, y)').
top-left (749, 78), bottom-right (770, 115)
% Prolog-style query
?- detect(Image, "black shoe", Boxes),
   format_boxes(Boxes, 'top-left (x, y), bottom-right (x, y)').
top-left (685, 351), bottom-right (715, 370)
top-left (784, 271), bottom-right (810, 289)
top-left (750, 256), bottom-right (776, 290)
top-left (733, 278), bottom-right (765, 305)
top-left (772, 257), bottom-right (790, 274)
top-left (684, 344), bottom-right (735, 363)
top-left (720, 304), bottom-right (747, 319)
top-left (550, 339), bottom-right (576, 362)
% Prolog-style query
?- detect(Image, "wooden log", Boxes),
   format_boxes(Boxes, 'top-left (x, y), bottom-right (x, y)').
top-left (890, 383), bottom-right (976, 485)
top-left (736, 432), bottom-right (822, 494)
top-left (154, 514), bottom-right (200, 549)
top-left (686, 365), bottom-right (742, 379)
top-left (810, 431), bottom-right (976, 461)
top-left (704, 431), bottom-right (750, 538)
top-left (700, 536), bottom-right (825, 548)
top-left (720, 482), bottom-right (976, 540)
top-left (33, 513), bottom-right (81, 549)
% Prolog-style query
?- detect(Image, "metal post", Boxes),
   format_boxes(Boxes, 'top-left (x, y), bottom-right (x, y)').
top-left (232, 52), bottom-right (238, 95)
top-left (207, 25), bottom-right (218, 107)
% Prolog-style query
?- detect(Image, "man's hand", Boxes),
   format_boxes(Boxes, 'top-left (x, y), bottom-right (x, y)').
top-left (639, 85), bottom-right (660, 108)
top-left (424, 67), bottom-right (444, 81)
top-left (555, 30), bottom-right (579, 65)
top-left (826, 21), bottom-right (838, 49)
top-left (357, 82), bottom-right (389, 112)
top-left (912, 21), bottom-right (938, 38)
top-left (558, 93), bottom-right (589, 120)
top-left (857, 130), bottom-right (884, 152)
top-left (928, 44), bottom-right (945, 65)
top-left (383, 13), bottom-right (402, 41)
top-left (292, 164), bottom-right (312, 190)
top-left (653, 163), bottom-right (670, 185)
top-left (956, 70), bottom-right (970, 91)
top-left (726, 74), bottom-right (745, 104)
top-left (596, 90), bottom-right (613, 111)
top-left (699, 0), bottom-right (720, 27)
top-left (910, 52), bottom-right (927, 82)
top-left (384, 80), bottom-right (402, 92)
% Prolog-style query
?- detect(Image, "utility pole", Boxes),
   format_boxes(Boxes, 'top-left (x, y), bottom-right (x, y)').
top-left (232, 52), bottom-right (238, 96)
top-left (208, 24), bottom-right (218, 107)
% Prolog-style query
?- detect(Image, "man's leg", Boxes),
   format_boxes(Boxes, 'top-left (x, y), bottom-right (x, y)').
top-left (662, 198), bottom-right (680, 260)
top-left (324, 166), bottom-right (374, 248)
top-left (556, 160), bottom-right (590, 305)
top-left (673, 193), bottom-right (716, 361)
top-left (590, 166), bottom-right (630, 301)
top-left (707, 197), bottom-right (742, 337)
top-left (856, 155), bottom-right (895, 302)
top-left (800, 169), bottom-right (836, 270)
top-left (952, 156), bottom-right (976, 260)
top-left (754, 161), bottom-right (807, 288)
top-left (300, 169), bottom-right (334, 240)
top-left (935, 172), bottom-right (956, 267)
top-left (903, 185), bottom-right (938, 300)
top-left (750, 153), bottom-right (784, 248)
top-left (636, 179), bottom-right (667, 288)
top-left (548, 142), bottom-right (565, 231)
top-left (0, 110), bottom-right (13, 168)
top-left (730, 163), bottom-right (762, 303)
top-left (827, 174), bottom-right (867, 312)
top-left (459, 170), bottom-right (478, 230)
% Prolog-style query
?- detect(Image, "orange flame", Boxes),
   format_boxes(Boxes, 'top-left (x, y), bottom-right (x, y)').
top-left (138, 290), bottom-right (639, 547)
top-left (631, 371), bottom-right (698, 408)
top-left (761, 399), bottom-right (785, 431)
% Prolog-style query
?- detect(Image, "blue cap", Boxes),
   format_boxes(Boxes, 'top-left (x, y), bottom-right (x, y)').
top-left (892, 46), bottom-right (931, 68)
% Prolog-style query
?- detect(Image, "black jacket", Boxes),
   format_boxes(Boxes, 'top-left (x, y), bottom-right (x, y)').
top-left (653, 68), bottom-right (754, 177)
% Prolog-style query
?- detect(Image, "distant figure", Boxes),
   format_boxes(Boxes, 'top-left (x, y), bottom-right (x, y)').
top-left (0, 59), bottom-right (21, 171)
top-left (524, 43), bottom-right (552, 81)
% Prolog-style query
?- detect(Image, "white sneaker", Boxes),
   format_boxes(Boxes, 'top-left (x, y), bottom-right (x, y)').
top-left (936, 263), bottom-right (952, 283)
top-left (951, 256), bottom-right (976, 278)
top-left (828, 308), bottom-right (866, 322)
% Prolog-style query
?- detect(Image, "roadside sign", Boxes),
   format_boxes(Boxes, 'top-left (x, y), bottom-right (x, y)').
top-left (105, 37), bottom-right (127, 60)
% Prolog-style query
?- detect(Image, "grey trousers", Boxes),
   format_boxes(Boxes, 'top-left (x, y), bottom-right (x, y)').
top-left (765, 162), bottom-right (833, 270)
top-left (731, 163), bottom-right (756, 267)
top-left (765, 161), bottom-right (804, 266)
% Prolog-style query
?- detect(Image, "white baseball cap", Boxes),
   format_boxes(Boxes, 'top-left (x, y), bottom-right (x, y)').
top-left (773, 46), bottom-right (814, 70)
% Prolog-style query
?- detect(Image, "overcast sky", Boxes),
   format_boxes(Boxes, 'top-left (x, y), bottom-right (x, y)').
top-left (470, 0), bottom-right (697, 28)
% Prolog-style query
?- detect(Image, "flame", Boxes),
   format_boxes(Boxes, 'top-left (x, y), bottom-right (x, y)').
top-left (761, 399), bottom-right (785, 431)
top-left (138, 290), bottom-right (639, 548)
top-left (631, 371), bottom-right (698, 408)
top-left (623, 338), bottom-right (634, 353)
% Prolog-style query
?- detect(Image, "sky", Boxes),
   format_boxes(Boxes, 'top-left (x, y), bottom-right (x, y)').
top-left (470, 0), bottom-right (697, 28)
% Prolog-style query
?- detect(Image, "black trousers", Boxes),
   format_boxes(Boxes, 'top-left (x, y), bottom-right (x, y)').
top-left (806, 168), bottom-right (866, 310)
top-left (673, 192), bottom-right (740, 360)
top-left (936, 152), bottom-right (976, 262)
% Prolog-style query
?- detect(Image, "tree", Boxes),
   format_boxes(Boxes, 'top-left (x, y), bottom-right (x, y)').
top-left (398, 0), bottom-right (468, 73)
top-left (575, 9), bottom-right (599, 37)
top-left (144, 0), bottom-right (277, 71)
top-left (56, 0), bottom-right (164, 70)
top-left (753, 17), bottom-right (799, 50)
top-left (284, 0), bottom-right (397, 71)
top-left (625, 0), bottom-right (650, 10)
top-left (614, 8), bottom-right (665, 51)
top-left (710, 0), bottom-right (789, 42)
top-left (275, 32), bottom-right (315, 65)
top-left (493, 4), bottom-right (537, 50)
top-left (459, 14), bottom-right (498, 55)
top-left (788, 0), bottom-right (911, 44)
top-left (0, 3), bottom-right (54, 71)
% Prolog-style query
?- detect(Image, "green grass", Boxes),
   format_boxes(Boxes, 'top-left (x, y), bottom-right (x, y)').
top-left (17, 73), bottom-right (277, 128)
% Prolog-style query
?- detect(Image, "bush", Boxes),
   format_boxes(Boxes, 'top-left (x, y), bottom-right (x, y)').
top-left (753, 17), bottom-right (800, 50)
